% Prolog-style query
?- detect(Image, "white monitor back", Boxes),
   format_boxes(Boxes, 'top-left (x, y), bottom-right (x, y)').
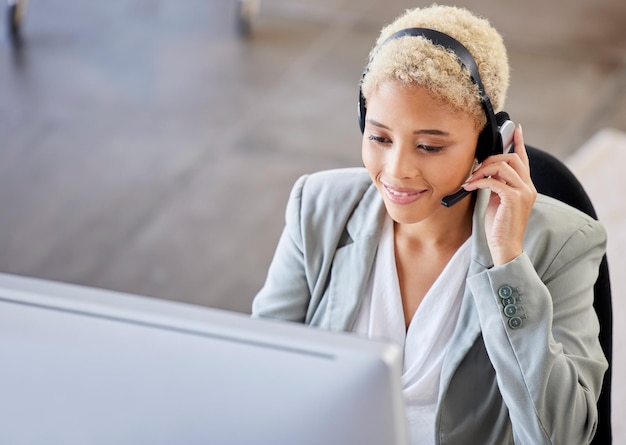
top-left (0, 273), bottom-right (408, 445)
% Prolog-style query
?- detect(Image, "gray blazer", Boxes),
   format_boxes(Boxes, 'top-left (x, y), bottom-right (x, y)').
top-left (252, 168), bottom-right (608, 445)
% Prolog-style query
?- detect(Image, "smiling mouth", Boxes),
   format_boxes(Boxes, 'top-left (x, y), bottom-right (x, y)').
top-left (383, 183), bottom-right (423, 196)
top-left (385, 186), bottom-right (418, 197)
top-left (382, 183), bottom-right (426, 204)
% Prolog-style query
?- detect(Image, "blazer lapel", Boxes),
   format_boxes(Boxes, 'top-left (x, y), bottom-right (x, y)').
top-left (439, 190), bottom-right (493, 392)
top-left (323, 185), bottom-right (387, 331)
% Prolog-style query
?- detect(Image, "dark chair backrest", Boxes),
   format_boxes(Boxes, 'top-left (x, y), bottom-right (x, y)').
top-left (526, 145), bottom-right (613, 445)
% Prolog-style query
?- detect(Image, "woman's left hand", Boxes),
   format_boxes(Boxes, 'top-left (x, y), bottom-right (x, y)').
top-left (462, 125), bottom-right (537, 266)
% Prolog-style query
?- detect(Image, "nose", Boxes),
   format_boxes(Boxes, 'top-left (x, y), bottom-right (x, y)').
top-left (387, 143), bottom-right (420, 179)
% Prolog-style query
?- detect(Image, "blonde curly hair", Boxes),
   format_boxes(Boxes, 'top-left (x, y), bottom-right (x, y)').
top-left (361, 4), bottom-right (509, 130)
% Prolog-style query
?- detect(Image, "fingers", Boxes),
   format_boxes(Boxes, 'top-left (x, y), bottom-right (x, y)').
top-left (464, 157), bottom-right (525, 189)
top-left (467, 124), bottom-right (532, 187)
top-left (462, 161), bottom-right (522, 193)
top-left (512, 124), bottom-right (528, 164)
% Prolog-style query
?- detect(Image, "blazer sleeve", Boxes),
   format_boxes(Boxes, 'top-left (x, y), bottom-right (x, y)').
top-left (251, 174), bottom-right (311, 322)
top-left (467, 208), bottom-right (608, 444)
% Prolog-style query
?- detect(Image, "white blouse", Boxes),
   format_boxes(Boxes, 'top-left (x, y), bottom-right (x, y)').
top-left (352, 215), bottom-right (471, 445)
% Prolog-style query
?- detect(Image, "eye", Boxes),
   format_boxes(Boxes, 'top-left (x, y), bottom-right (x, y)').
top-left (368, 135), bottom-right (391, 145)
top-left (417, 144), bottom-right (444, 153)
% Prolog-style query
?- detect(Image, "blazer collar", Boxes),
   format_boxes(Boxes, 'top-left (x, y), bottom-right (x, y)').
top-left (471, 189), bottom-right (494, 269)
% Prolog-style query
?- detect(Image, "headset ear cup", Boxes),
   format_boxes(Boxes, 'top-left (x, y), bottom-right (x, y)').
top-left (477, 117), bottom-right (509, 161)
top-left (476, 111), bottom-right (512, 160)
top-left (495, 111), bottom-right (510, 126)
top-left (476, 126), bottom-right (492, 162)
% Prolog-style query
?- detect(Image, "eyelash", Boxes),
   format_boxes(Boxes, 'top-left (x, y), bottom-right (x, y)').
top-left (367, 135), bottom-right (444, 153)
top-left (368, 135), bottom-right (390, 145)
top-left (419, 144), bottom-right (444, 153)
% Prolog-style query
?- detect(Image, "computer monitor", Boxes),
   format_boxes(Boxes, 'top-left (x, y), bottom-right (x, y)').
top-left (0, 273), bottom-right (408, 445)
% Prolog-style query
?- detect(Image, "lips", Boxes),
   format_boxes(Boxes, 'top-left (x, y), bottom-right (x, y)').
top-left (382, 182), bottom-right (426, 205)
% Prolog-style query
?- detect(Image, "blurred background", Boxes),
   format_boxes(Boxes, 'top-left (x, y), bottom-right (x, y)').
top-left (1, 0), bottom-right (625, 439)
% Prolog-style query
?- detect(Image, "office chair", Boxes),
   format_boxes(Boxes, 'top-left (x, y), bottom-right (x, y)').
top-left (526, 145), bottom-right (613, 445)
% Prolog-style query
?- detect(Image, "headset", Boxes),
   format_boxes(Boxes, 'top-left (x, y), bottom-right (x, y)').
top-left (357, 28), bottom-right (515, 207)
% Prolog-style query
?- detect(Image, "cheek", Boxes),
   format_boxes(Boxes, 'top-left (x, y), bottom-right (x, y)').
top-left (424, 151), bottom-right (476, 191)
top-left (361, 141), bottom-right (378, 173)
top-left (446, 154), bottom-right (477, 184)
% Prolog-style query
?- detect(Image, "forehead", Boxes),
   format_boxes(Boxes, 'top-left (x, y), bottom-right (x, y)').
top-left (366, 80), bottom-right (475, 126)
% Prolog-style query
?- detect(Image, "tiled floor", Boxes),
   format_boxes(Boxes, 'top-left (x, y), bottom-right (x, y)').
top-left (1, 0), bottom-right (625, 440)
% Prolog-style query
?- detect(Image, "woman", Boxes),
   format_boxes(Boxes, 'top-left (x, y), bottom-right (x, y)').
top-left (252, 5), bottom-right (607, 444)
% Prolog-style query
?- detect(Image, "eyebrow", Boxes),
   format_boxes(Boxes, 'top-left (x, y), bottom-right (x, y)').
top-left (366, 118), bottom-right (450, 136)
